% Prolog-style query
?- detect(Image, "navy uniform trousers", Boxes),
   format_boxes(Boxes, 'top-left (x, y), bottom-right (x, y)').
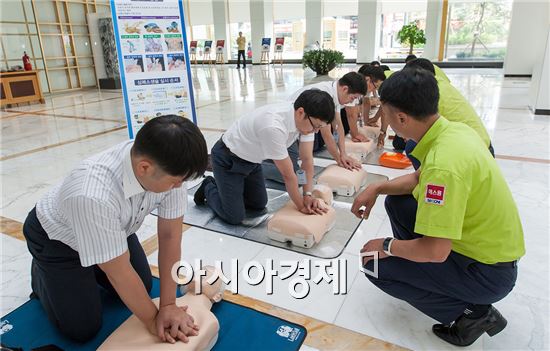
top-left (364, 195), bottom-right (518, 324)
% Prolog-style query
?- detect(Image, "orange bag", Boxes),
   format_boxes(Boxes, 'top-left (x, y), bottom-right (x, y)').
top-left (379, 152), bottom-right (412, 169)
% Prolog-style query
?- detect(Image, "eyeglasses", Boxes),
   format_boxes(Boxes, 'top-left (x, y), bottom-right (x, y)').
top-left (307, 115), bottom-right (329, 131)
top-left (369, 79), bottom-right (382, 90)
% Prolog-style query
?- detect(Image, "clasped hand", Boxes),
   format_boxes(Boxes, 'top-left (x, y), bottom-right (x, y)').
top-left (300, 196), bottom-right (329, 215)
top-left (149, 303), bottom-right (200, 344)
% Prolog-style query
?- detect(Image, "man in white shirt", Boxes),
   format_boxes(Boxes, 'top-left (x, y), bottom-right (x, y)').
top-left (261, 72), bottom-right (367, 183)
top-left (343, 65), bottom-right (386, 142)
top-left (194, 90), bottom-right (335, 225)
top-left (291, 72), bottom-right (366, 167)
top-left (23, 116), bottom-right (208, 343)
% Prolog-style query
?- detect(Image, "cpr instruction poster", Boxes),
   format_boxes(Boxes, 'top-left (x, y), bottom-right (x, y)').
top-left (111, 0), bottom-right (196, 138)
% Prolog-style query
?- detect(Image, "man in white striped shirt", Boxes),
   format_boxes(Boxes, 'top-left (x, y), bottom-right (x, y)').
top-left (22, 115), bottom-right (208, 343)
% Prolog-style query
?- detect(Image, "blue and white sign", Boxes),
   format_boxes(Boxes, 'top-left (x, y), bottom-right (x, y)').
top-left (111, 0), bottom-right (196, 139)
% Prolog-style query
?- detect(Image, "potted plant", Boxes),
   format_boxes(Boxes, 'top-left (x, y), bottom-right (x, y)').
top-left (302, 49), bottom-right (344, 75)
top-left (397, 21), bottom-right (426, 55)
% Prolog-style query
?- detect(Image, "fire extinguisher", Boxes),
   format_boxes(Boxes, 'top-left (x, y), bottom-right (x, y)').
top-left (22, 51), bottom-right (32, 71)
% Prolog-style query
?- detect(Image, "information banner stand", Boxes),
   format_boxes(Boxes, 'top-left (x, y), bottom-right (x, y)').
top-left (110, 0), bottom-right (196, 138)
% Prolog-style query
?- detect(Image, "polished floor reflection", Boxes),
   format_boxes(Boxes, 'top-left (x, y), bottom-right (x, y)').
top-left (1, 64), bottom-right (548, 350)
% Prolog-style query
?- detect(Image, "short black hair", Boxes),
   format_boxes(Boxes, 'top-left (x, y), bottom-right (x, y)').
top-left (405, 58), bottom-right (435, 75)
top-left (338, 72), bottom-right (367, 95)
top-left (405, 54), bottom-right (417, 63)
top-left (370, 60), bottom-right (381, 67)
top-left (379, 68), bottom-right (439, 120)
top-left (380, 65), bottom-right (391, 71)
top-left (294, 89), bottom-right (335, 124)
top-left (133, 115), bottom-right (208, 179)
top-left (358, 64), bottom-right (386, 82)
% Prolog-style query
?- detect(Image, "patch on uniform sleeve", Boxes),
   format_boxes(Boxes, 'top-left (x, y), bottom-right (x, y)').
top-left (425, 184), bottom-right (445, 205)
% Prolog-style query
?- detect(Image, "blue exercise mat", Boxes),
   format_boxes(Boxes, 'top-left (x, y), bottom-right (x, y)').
top-left (0, 278), bottom-right (306, 351)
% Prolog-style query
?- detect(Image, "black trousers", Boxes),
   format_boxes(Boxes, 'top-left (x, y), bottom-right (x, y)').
top-left (261, 140), bottom-right (300, 184)
top-left (237, 50), bottom-right (246, 67)
top-left (313, 108), bottom-right (349, 152)
top-left (23, 207), bottom-right (152, 342)
top-left (364, 195), bottom-right (518, 324)
top-left (205, 139), bottom-right (268, 225)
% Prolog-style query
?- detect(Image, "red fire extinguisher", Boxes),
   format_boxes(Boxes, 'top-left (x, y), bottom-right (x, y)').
top-left (23, 51), bottom-right (32, 71)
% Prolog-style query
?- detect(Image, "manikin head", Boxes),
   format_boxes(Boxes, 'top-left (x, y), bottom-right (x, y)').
top-left (131, 115), bottom-right (208, 193)
top-left (183, 266), bottom-right (225, 303)
top-left (293, 89), bottom-right (335, 135)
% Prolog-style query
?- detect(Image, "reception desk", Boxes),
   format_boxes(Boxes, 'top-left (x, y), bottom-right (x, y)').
top-left (0, 70), bottom-right (45, 107)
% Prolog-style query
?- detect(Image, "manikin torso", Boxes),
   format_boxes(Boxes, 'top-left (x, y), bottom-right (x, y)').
top-left (99, 269), bottom-right (223, 351)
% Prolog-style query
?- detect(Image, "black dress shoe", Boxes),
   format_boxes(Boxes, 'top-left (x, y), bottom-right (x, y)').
top-left (193, 176), bottom-right (215, 205)
top-left (432, 306), bottom-right (507, 346)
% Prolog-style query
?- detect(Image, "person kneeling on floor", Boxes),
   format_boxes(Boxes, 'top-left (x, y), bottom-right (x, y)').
top-left (351, 68), bottom-right (525, 347)
top-left (23, 116), bottom-right (208, 343)
top-left (194, 89), bottom-right (335, 225)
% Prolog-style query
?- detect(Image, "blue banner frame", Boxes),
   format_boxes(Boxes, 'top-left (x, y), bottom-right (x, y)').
top-left (110, 0), bottom-right (197, 139)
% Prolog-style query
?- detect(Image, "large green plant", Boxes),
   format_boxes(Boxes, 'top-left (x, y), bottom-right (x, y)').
top-left (302, 49), bottom-right (344, 75)
top-left (397, 21), bottom-right (426, 55)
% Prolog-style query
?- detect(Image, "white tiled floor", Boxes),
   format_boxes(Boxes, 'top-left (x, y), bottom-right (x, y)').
top-left (1, 64), bottom-right (549, 350)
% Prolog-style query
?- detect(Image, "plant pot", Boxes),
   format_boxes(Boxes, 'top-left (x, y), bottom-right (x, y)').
top-left (315, 63), bottom-right (336, 76)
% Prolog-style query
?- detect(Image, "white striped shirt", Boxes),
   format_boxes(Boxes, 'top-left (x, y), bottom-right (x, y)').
top-left (36, 140), bottom-right (187, 267)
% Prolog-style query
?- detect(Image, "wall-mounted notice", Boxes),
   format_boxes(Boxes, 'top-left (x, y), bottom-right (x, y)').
top-left (111, 0), bottom-right (196, 139)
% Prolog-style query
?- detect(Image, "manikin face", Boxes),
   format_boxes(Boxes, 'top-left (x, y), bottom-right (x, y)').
top-left (134, 159), bottom-right (185, 193)
top-left (185, 266), bottom-right (224, 303)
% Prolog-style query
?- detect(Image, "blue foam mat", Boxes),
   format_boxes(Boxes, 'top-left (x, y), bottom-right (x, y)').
top-left (0, 278), bottom-right (306, 351)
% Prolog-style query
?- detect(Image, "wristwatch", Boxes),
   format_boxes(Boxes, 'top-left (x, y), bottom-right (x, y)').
top-left (304, 191), bottom-right (312, 197)
top-left (382, 237), bottom-right (394, 256)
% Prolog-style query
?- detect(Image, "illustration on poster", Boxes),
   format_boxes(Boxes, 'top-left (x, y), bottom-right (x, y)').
top-left (166, 21), bottom-right (179, 33)
top-left (165, 37), bottom-right (183, 51)
top-left (144, 37), bottom-right (163, 52)
top-left (124, 21), bottom-right (143, 34)
top-left (144, 23), bottom-right (163, 33)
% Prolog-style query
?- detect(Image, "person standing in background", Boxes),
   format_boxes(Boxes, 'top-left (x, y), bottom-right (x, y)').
top-left (236, 32), bottom-right (246, 69)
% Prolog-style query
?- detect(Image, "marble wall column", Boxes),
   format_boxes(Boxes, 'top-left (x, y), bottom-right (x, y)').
top-left (305, 0), bottom-right (322, 49)
top-left (250, 0), bottom-right (273, 64)
top-left (212, 0), bottom-right (229, 63)
top-left (356, 0), bottom-right (379, 63)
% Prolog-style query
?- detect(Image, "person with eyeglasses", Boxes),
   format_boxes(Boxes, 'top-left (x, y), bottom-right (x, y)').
top-left (343, 65), bottom-right (387, 143)
top-left (261, 72), bottom-right (367, 184)
top-left (193, 89), bottom-right (336, 225)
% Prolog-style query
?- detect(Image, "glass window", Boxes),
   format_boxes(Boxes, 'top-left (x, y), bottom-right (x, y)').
top-left (379, 11), bottom-right (426, 59)
top-left (191, 24), bottom-right (214, 58)
top-left (1, 35), bottom-right (32, 60)
top-left (0, 1), bottom-right (26, 22)
top-left (273, 19), bottom-right (306, 60)
top-left (444, 1), bottom-right (513, 61)
top-left (322, 16), bottom-right (357, 59)
top-left (229, 22), bottom-right (251, 59)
